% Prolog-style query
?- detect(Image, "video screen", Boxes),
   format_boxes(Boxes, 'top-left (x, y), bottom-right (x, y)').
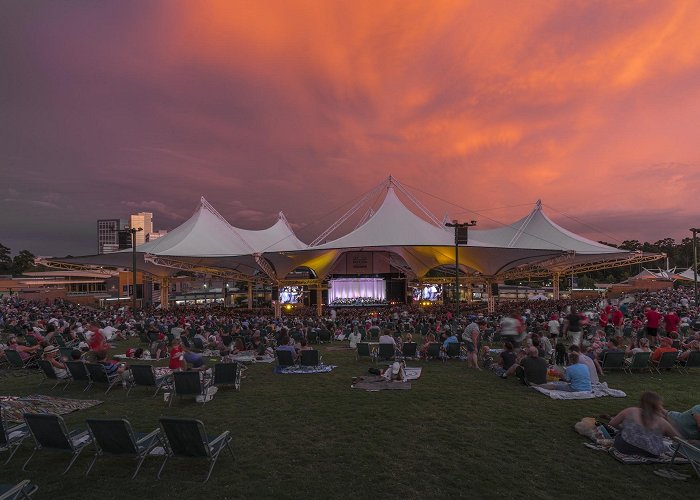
top-left (413, 284), bottom-right (442, 302)
top-left (279, 286), bottom-right (303, 304)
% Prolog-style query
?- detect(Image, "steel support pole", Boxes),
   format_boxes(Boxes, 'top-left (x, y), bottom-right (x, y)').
top-left (316, 287), bottom-right (323, 317)
top-left (692, 228), bottom-right (699, 306)
top-left (247, 282), bottom-right (253, 310)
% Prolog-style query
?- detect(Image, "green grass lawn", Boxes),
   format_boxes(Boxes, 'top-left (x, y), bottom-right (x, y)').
top-left (1, 340), bottom-right (696, 499)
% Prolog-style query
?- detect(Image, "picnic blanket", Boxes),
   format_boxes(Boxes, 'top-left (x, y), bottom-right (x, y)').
top-left (532, 382), bottom-right (626, 400)
top-left (274, 364), bottom-right (337, 374)
top-left (230, 353), bottom-right (275, 363)
top-left (584, 441), bottom-right (688, 464)
top-left (405, 367), bottom-right (422, 380)
top-left (352, 375), bottom-right (412, 391)
top-left (0, 395), bottom-right (103, 423)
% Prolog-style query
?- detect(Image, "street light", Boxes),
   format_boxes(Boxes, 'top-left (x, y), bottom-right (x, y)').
top-left (445, 219), bottom-right (477, 320)
top-left (691, 228), bottom-right (699, 306)
top-left (122, 227), bottom-right (143, 312)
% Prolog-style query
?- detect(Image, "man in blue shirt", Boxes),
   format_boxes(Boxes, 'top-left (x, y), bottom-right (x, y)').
top-left (543, 352), bottom-right (592, 392)
top-left (443, 333), bottom-right (459, 349)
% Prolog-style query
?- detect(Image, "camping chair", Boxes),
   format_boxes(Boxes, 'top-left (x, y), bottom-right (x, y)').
top-left (275, 349), bottom-right (296, 368)
top-left (426, 342), bottom-right (442, 360)
top-left (213, 363), bottom-right (241, 391)
top-left (85, 418), bottom-right (163, 478)
top-left (3, 350), bottom-right (37, 370)
top-left (400, 342), bottom-right (417, 361)
top-left (21, 413), bottom-right (93, 474)
top-left (670, 437), bottom-right (700, 479)
top-left (169, 371), bottom-right (210, 407)
top-left (652, 351), bottom-right (679, 374)
top-left (85, 363), bottom-right (122, 394)
top-left (600, 351), bottom-right (625, 372)
top-left (306, 330), bottom-right (319, 344)
top-left (1, 409), bottom-right (30, 465)
top-left (300, 349), bottom-right (320, 367)
top-left (677, 350), bottom-right (700, 374)
top-left (24, 336), bottom-right (38, 347)
top-left (318, 329), bottom-right (331, 343)
top-left (623, 351), bottom-right (652, 374)
top-left (377, 343), bottom-right (395, 362)
top-left (64, 361), bottom-right (93, 391)
top-left (157, 417), bottom-right (234, 483)
top-left (444, 342), bottom-right (461, 361)
top-left (37, 360), bottom-right (71, 390)
top-left (0, 480), bottom-right (38, 500)
top-left (356, 342), bottom-right (374, 362)
top-left (127, 364), bottom-right (171, 397)
top-left (59, 347), bottom-right (74, 361)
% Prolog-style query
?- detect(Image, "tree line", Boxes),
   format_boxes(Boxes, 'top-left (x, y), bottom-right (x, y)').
top-left (0, 244), bottom-right (38, 277)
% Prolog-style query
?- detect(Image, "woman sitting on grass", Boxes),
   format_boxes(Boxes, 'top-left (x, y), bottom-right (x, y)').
top-left (609, 391), bottom-right (678, 457)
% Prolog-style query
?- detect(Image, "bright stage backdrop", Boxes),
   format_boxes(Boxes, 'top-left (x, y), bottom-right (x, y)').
top-left (328, 278), bottom-right (386, 302)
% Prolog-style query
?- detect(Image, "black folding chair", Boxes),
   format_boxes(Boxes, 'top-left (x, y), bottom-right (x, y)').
top-left (0, 480), bottom-right (38, 499)
top-left (85, 418), bottom-right (163, 478)
top-left (1, 410), bottom-right (30, 465)
top-left (64, 361), bottom-right (92, 391)
top-left (3, 350), bottom-right (37, 370)
top-left (158, 417), bottom-right (234, 483)
top-left (652, 351), bottom-right (679, 374)
top-left (37, 360), bottom-right (71, 390)
top-left (600, 351), bottom-right (625, 372)
top-left (426, 342), bottom-right (442, 360)
top-left (300, 350), bottom-right (320, 367)
top-left (444, 342), bottom-right (461, 360)
top-left (275, 349), bottom-right (295, 367)
top-left (22, 413), bottom-right (93, 474)
top-left (356, 342), bottom-right (374, 362)
top-left (170, 371), bottom-right (209, 407)
top-left (677, 350), bottom-right (700, 374)
top-left (400, 342), bottom-right (418, 360)
top-left (127, 364), bottom-right (171, 397)
top-left (59, 347), bottom-right (74, 361)
top-left (85, 363), bottom-right (122, 394)
top-left (213, 363), bottom-right (241, 391)
top-left (377, 343), bottom-right (395, 361)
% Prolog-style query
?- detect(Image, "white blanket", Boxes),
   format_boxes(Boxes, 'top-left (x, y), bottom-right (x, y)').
top-left (532, 382), bottom-right (626, 400)
top-left (404, 367), bottom-right (422, 380)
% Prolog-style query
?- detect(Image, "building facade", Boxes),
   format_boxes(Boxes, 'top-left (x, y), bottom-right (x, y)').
top-left (129, 212), bottom-right (153, 245)
top-left (97, 219), bottom-right (130, 254)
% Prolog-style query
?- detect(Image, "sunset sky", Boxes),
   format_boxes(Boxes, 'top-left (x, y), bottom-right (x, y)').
top-left (2, 0), bottom-right (700, 256)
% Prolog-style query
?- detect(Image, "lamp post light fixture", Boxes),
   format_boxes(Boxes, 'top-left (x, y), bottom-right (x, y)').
top-left (691, 228), bottom-right (699, 306)
top-left (444, 219), bottom-right (477, 320)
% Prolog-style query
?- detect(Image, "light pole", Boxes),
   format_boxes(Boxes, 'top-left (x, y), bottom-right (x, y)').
top-left (125, 227), bottom-right (143, 312)
top-left (691, 228), bottom-right (699, 306)
top-left (445, 219), bottom-right (477, 320)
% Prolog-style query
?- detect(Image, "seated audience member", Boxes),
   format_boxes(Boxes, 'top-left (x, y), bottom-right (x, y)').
top-left (678, 340), bottom-right (700, 364)
top-left (598, 338), bottom-right (623, 361)
top-left (610, 391), bottom-right (679, 457)
top-left (42, 345), bottom-right (69, 379)
top-left (495, 341), bottom-right (517, 376)
top-left (95, 349), bottom-right (127, 376)
top-left (378, 329), bottom-right (396, 346)
top-left (3, 336), bottom-right (41, 361)
top-left (542, 353), bottom-right (591, 392)
top-left (298, 338), bottom-right (312, 352)
top-left (569, 345), bottom-right (600, 384)
top-left (502, 347), bottom-right (547, 385)
top-left (664, 403), bottom-right (700, 442)
top-left (275, 334), bottom-right (298, 361)
top-left (382, 361), bottom-right (407, 382)
top-left (442, 330), bottom-right (459, 349)
top-left (625, 338), bottom-right (651, 358)
top-left (651, 337), bottom-right (678, 364)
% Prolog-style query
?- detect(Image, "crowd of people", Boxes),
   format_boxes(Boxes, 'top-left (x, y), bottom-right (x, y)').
top-left (1, 286), bottom-right (699, 462)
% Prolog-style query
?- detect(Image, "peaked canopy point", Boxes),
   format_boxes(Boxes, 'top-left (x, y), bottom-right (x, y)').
top-left (45, 180), bottom-right (662, 282)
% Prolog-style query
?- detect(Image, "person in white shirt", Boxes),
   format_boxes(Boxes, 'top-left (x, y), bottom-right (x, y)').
top-left (378, 329), bottom-right (396, 346)
top-left (547, 314), bottom-right (561, 343)
top-left (348, 327), bottom-right (362, 348)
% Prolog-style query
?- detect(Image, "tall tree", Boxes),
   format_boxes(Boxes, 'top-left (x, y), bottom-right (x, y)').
top-left (0, 243), bottom-right (11, 274)
top-left (11, 249), bottom-right (36, 276)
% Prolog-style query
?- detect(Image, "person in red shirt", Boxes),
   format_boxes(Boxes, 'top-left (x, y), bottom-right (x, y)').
top-left (664, 310), bottom-right (680, 335)
top-left (645, 306), bottom-right (663, 346)
top-left (87, 325), bottom-right (108, 352)
top-left (611, 306), bottom-right (624, 338)
top-left (168, 339), bottom-right (185, 370)
top-left (651, 337), bottom-right (678, 364)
